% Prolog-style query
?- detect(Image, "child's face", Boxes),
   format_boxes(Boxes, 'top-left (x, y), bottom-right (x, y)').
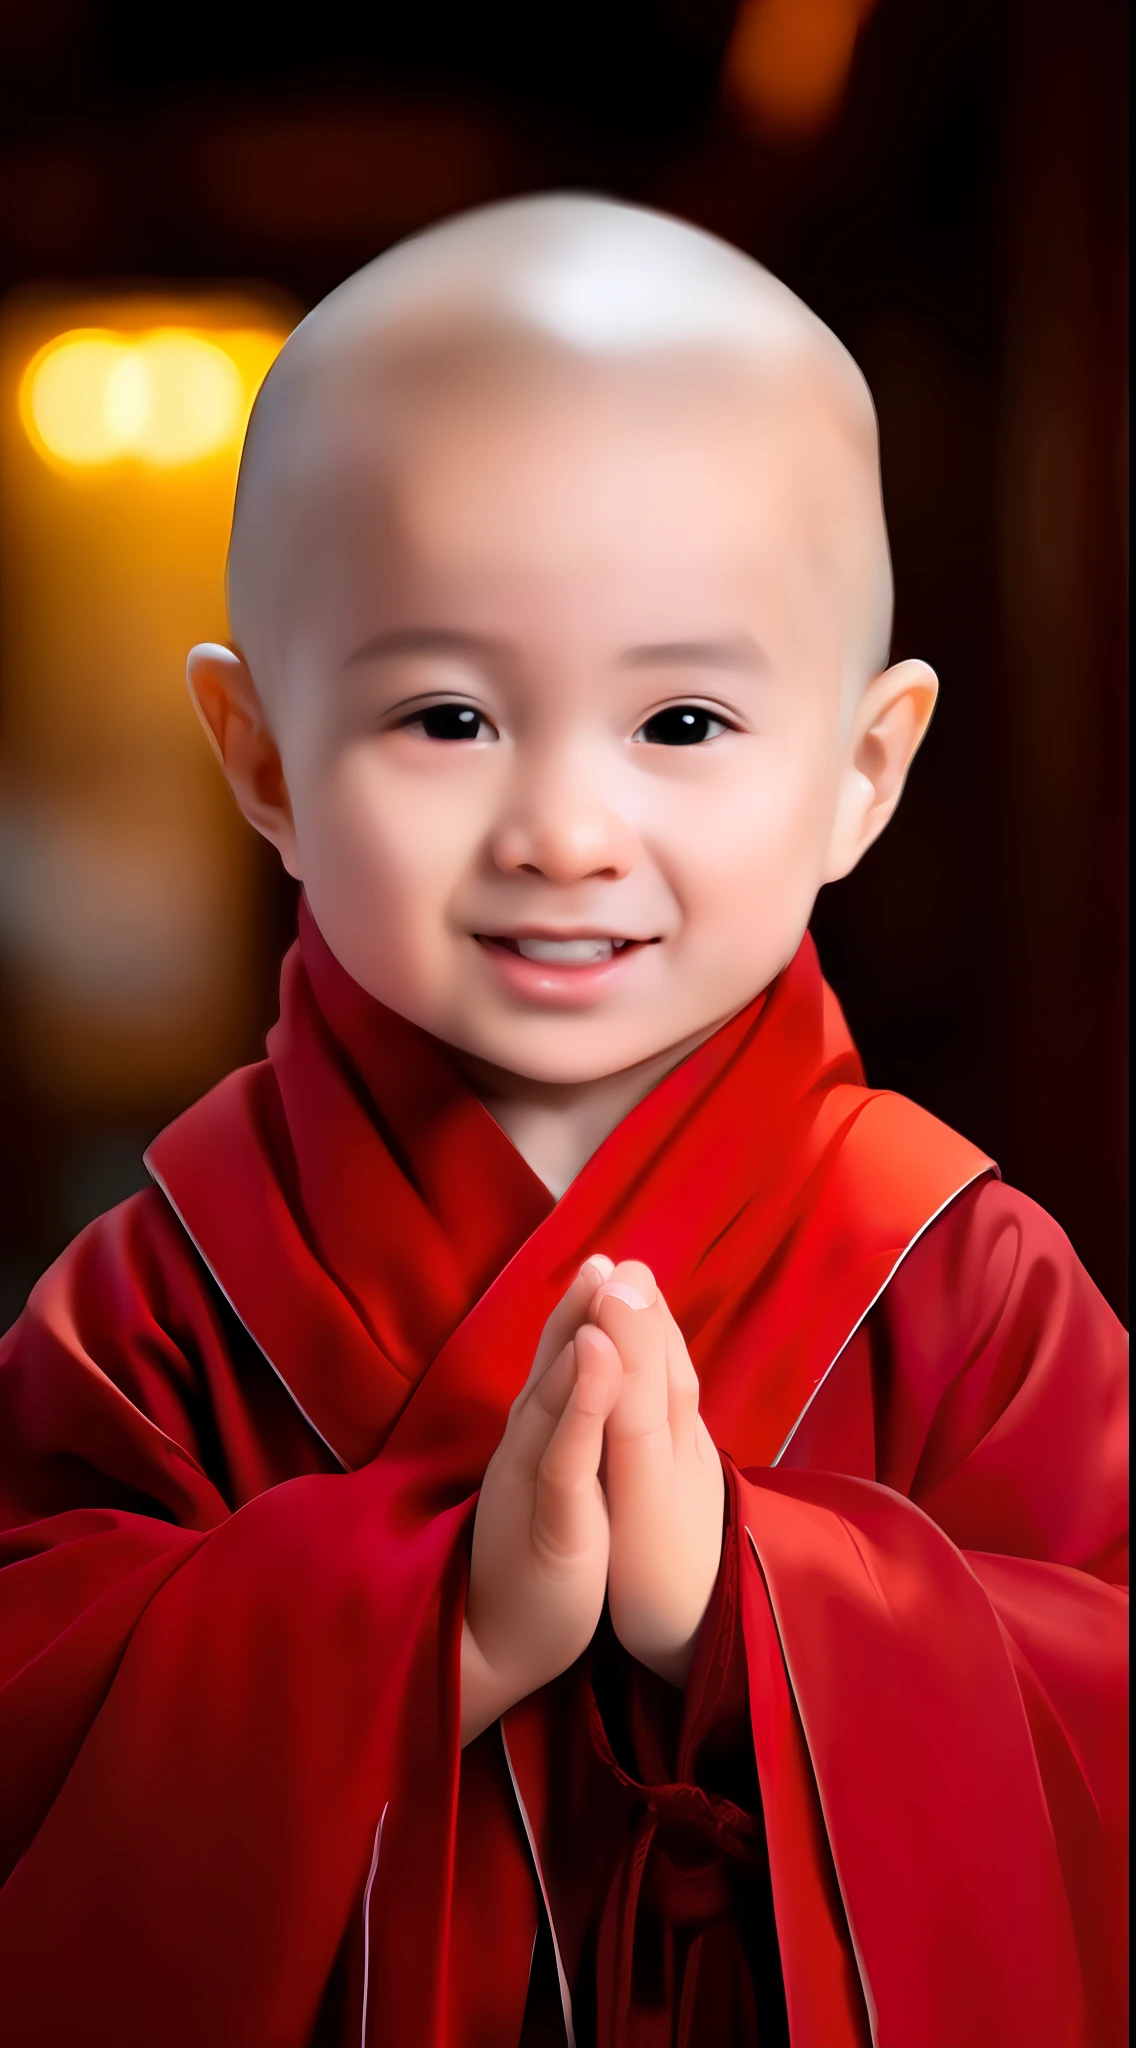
top-left (205, 352), bottom-right (926, 1085)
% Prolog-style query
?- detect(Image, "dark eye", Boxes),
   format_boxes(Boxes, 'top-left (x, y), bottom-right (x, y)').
top-left (635, 705), bottom-right (729, 746)
top-left (407, 702), bottom-right (490, 741)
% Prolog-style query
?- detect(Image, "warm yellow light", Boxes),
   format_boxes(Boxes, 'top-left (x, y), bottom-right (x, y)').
top-left (24, 333), bottom-right (132, 465)
top-left (134, 332), bottom-right (243, 465)
top-left (223, 328), bottom-right (290, 408)
top-left (19, 326), bottom-right (286, 470)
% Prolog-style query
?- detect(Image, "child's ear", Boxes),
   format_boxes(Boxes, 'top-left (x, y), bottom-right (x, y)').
top-left (822, 658), bottom-right (939, 884)
top-left (186, 643), bottom-right (301, 877)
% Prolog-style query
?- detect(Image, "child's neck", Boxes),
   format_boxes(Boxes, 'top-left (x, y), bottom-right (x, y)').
top-left (452, 1023), bottom-right (727, 1198)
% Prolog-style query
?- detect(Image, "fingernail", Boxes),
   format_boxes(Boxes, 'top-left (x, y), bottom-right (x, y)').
top-left (579, 1254), bottom-right (615, 1284)
top-left (596, 1281), bottom-right (648, 1311)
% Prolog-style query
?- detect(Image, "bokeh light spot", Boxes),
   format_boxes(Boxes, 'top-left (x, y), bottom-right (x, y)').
top-left (19, 326), bottom-right (285, 470)
top-left (24, 333), bottom-right (131, 466)
top-left (134, 332), bottom-right (242, 465)
top-left (104, 350), bottom-right (149, 443)
top-left (723, 0), bottom-right (880, 137)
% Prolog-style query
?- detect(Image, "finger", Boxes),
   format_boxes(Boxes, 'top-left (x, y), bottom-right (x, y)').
top-left (595, 1259), bottom-right (657, 1320)
top-left (657, 1290), bottom-right (701, 1454)
top-left (525, 1253), bottom-right (616, 1395)
top-left (502, 1338), bottom-right (579, 1480)
top-left (532, 1327), bottom-right (620, 1562)
top-left (592, 1263), bottom-right (669, 1440)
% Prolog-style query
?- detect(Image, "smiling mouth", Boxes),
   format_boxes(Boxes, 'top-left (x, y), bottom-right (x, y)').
top-left (476, 934), bottom-right (655, 965)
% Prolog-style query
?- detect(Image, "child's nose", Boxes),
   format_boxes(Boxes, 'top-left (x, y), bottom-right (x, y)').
top-left (489, 765), bottom-right (639, 882)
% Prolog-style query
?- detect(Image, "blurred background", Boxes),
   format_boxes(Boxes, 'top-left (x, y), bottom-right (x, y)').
top-left (0, 0), bottom-right (1127, 1322)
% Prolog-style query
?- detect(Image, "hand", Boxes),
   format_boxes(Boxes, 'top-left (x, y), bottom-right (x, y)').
top-left (591, 1262), bottom-right (725, 1689)
top-left (460, 1255), bottom-right (618, 1746)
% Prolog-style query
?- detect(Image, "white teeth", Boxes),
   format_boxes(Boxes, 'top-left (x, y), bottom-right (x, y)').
top-left (514, 937), bottom-right (616, 964)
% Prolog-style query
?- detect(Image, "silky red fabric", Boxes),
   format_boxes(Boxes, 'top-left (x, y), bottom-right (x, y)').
top-left (0, 903), bottom-right (1126, 2047)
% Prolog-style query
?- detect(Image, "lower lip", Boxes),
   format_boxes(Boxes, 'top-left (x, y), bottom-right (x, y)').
top-left (474, 937), bottom-right (651, 1006)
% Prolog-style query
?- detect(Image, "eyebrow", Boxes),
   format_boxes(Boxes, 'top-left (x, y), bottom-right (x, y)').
top-left (340, 626), bottom-right (772, 676)
top-left (341, 627), bottom-right (513, 670)
top-left (617, 635), bottom-right (770, 675)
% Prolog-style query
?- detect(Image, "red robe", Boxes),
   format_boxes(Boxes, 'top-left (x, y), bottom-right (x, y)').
top-left (0, 902), bottom-right (1127, 2048)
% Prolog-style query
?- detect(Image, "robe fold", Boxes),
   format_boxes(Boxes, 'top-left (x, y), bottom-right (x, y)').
top-left (0, 899), bottom-right (1127, 2048)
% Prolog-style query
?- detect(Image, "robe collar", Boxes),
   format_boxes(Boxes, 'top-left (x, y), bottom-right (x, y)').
top-left (147, 900), bottom-right (991, 1487)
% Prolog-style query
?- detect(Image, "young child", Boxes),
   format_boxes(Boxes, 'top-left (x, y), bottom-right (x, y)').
top-left (0, 196), bottom-right (1126, 2048)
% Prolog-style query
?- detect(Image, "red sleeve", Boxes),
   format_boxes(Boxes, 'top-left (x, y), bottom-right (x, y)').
top-left (0, 1192), bottom-right (472, 2048)
top-left (738, 1179), bottom-right (1128, 2048)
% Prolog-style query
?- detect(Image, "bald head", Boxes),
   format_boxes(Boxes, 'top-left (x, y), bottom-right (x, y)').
top-left (227, 193), bottom-right (893, 689)
top-left (192, 197), bottom-right (939, 1089)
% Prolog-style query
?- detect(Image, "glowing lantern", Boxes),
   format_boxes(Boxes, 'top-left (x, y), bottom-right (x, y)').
top-left (0, 293), bottom-right (295, 1108)
top-left (19, 326), bottom-right (281, 470)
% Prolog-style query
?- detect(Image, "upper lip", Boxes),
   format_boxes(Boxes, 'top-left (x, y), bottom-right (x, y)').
top-left (474, 928), bottom-right (655, 942)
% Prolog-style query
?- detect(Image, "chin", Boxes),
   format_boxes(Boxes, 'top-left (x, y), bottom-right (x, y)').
top-left (477, 1023), bottom-right (681, 1087)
